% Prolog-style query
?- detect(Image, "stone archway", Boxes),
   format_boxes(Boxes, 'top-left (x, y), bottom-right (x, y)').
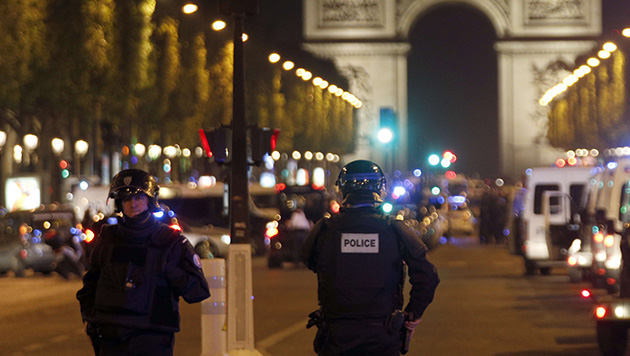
top-left (302, 0), bottom-right (602, 179)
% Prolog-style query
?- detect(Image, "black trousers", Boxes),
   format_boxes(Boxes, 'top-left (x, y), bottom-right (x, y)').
top-left (97, 325), bottom-right (174, 356)
top-left (316, 318), bottom-right (401, 356)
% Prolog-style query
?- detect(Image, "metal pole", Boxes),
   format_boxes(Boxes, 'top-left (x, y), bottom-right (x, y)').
top-left (230, 13), bottom-right (249, 245)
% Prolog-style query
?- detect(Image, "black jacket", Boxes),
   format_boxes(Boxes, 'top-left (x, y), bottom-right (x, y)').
top-left (301, 204), bottom-right (439, 319)
top-left (77, 212), bottom-right (210, 333)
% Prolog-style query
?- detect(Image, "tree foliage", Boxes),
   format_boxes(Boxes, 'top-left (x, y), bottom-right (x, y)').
top-left (0, 0), bottom-right (357, 171)
top-left (547, 47), bottom-right (629, 150)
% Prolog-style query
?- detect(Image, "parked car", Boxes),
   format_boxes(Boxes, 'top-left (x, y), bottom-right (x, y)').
top-left (0, 205), bottom-right (80, 277)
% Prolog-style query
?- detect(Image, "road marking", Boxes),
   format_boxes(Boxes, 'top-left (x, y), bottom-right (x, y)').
top-left (256, 318), bottom-right (310, 356)
top-left (445, 260), bottom-right (468, 267)
top-left (51, 334), bottom-right (70, 343)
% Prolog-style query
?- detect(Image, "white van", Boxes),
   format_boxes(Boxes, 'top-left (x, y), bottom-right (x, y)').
top-left (518, 166), bottom-right (594, 275)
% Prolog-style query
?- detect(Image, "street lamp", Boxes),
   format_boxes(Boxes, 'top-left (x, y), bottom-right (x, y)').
top-left (0, 131), bottom-right (6, 150)
top-left (23, 134), bottom-right (39, 151)
top-left (75, 140), bottom-right (89, 176)
top-left (51, 138), bottom-right (65, 155)
top-left (13, 145), bottom-right (22, 164)
top-left (75, 140), bottom-right (89, 157)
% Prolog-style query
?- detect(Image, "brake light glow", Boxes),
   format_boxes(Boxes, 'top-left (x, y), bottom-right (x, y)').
top-left (594, 233), bottom-right (604, 243)
top-left (567, 256), bottom-right (578, 266)
top-left (604, 234), bottom-right (614, 247)
top-left (595, 306), bottom-right (607, 318)
top-left (84, 229), bottom-right (95, 243)
top-left (170, 224), bottom-right (182, 231)
top-left (331, 201), bottom-right (340, 214)
top-left (266, 227), bottom-right (279, 238)
top-left (581, 289), bottom-right (591, 298)
top-left (607, 278), bottom-right (617, 285)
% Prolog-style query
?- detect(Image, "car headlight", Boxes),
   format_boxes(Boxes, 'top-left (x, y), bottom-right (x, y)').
top-left (221, 234), bottom-right (231, 245)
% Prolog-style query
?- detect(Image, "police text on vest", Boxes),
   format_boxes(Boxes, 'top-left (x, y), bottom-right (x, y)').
top-left (341, 233), bottom-right (379, 253)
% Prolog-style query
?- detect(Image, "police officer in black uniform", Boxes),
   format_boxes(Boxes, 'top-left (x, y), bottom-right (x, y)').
top-left (302, 160), bottom-right (440, 356)
top-left (76, 169), bottom-right (210, 356)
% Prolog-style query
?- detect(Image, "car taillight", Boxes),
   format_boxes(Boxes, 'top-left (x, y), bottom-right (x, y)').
top-left (581, 289), bottom-right (591, 298)
top-left (84, 229), bottom-right (95, 243)
top-left (567, 256), bottom-right (578, 266)
top-left (604, 234), bottom-right (614, 247)
top-left (595, 306), bottom-right (607, 318)
top-left (266, 227), bottom-right (279, 238)
top-left (19, 249), bottom-right (28, 259)
top-left (594, 232), bottom-right (604, 243)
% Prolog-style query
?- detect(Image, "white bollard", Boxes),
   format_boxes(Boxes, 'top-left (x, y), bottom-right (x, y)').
top-left (201, 258), bottom-right (228, 356)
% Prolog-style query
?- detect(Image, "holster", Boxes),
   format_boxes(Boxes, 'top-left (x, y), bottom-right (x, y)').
top-left (86, 322), bottom-right (100, 356)
top-left (306, 310), bottom-right (328, 353)
top-left (384, 309), bottom-right (405, 333)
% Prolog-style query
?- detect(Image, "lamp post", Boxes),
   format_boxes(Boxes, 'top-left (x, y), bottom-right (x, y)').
top-left (51, 138), bottom-right (65, 202)
top-left (23, 134), bottom-right (39, 171)
top-left (75, 140), bottom-right (89, 177)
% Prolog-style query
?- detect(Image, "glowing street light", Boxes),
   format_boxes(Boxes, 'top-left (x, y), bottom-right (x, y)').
top-left (51, 138), bottom-right (65, 155)
top-left (182, 3), bottom-right (198, 14)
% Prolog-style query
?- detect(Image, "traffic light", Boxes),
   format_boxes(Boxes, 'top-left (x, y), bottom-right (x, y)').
top-left (249, 126), bottom-right (280, 165)
top-left (379, 107), bottom-right (397, 144)
top-left (199, 127), bottom-right (232, 163)
top-left (60, 160), bottom-right (71, 178)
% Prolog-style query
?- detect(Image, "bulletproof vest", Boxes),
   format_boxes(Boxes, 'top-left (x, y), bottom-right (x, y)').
top-left (316, 209), bottom-right (405, 318)
top-left (91, 225), bottom-right (180, 331)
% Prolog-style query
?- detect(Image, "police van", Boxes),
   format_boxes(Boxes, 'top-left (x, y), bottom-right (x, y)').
top-left (516, 166), bottom-right (594, 275)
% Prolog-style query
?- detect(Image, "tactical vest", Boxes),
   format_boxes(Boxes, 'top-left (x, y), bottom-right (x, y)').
top-left (91, 224), bottom-right (181, 332)
top-left (316, 211), bottom-right (405, 318)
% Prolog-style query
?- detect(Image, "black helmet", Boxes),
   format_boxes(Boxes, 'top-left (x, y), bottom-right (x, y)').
top-left (108, 169), bottom-right (160, 212)
top-left (336, 160), bottom-right (386, 198)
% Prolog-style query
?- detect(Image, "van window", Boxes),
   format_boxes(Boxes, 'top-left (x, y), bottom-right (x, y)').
top-left (569, 184), bottom-right (586, 216)
top-left (620, 183), bottom-right (630, 223)
top-left (534, 184), bottom-right (560, 214)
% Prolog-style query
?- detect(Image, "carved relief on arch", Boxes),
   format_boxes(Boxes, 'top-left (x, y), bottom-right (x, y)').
top-left (319, 0), bottom-right (385, 28)
top-left (530, 59), bottom-right (573, 141)
top-left (339, 65), bottom-right (375, 135)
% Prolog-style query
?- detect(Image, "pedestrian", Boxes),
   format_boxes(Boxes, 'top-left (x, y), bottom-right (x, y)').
top-left (285, 205), bottom-right (313, 265)
top-left (301, 160), bottom-right (440, 356)
top-left (76, 169), bottom-right (210, 356)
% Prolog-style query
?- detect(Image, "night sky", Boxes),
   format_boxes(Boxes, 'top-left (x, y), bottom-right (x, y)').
top-left (248, 1), bottom-right (630, 179)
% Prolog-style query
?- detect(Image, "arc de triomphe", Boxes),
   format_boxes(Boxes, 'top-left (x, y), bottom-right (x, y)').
top-left (302, 0), bottom-right (601, 179)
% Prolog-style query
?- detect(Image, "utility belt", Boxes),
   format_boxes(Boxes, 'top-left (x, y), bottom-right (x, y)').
top-left (307, 309), bottom-right (413, 354)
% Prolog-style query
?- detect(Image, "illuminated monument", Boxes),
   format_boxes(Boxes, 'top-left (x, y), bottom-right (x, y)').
top-left (303, 0), bottom-right (601, 178)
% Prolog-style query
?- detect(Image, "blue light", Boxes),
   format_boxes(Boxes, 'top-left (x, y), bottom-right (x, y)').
top-left (607, 161), bottom-right (618, 170)
top-left (413, 169), bottom-right (422, 177)
top-left (153, 210), bottom-right (165, 219)
top-left (107, 217), bottom-right (119, 225)
top-left (447, 195), bottom-right (466, 204)
top-left (33, 229), bottom-right (42, 237)
top-left (168, 210), bottom-right (175, 217)
top-left (393, 186), bottom-right (406, 197)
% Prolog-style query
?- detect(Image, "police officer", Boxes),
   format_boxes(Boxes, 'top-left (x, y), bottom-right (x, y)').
top-left (76, 169), bottom-right (210, 356)
top-left (302, 160), bottom-right (440, 356)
